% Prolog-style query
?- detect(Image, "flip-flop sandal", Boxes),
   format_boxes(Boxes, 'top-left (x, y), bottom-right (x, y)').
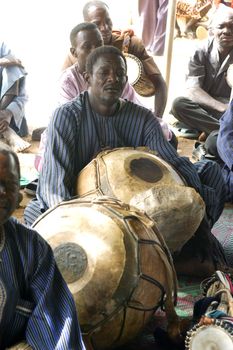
top-left (171, 122), bottom-right (200, 139)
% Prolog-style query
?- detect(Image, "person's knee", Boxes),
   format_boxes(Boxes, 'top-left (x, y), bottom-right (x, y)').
top-left (170, 96), bottom-right (189, 117)
top-left (24, 199), bottom-right (42, 227)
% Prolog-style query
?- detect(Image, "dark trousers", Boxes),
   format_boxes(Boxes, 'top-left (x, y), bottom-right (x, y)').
top-left (171, 96), bottom-right (223, 135)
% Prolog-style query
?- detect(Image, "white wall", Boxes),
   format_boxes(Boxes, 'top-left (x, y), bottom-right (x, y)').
top-left (0, 0), bottom-right (138, 130)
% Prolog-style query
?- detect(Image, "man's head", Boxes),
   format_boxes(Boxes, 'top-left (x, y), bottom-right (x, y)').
top-left (210, 5), bottom-right (233, 51)
top-left (70, 22), bottom-right (104, 73)
top-left (0, 142), bottom-right (20, 224)
top-left (84, 45), bottom-right (127, 109)
top-left (83, 1), bottom-right (113, 45)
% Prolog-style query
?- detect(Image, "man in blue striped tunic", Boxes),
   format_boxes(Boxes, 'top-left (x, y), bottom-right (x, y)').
top-left (0, 142), bottom-right (85, 349)
top-left (25, 45), bottom-right (227, 274)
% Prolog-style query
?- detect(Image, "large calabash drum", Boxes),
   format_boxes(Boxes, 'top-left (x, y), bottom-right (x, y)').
top-left (76, 147), bottom-right (205, 253)
top-left (33, 196), bottom-right (178, 349)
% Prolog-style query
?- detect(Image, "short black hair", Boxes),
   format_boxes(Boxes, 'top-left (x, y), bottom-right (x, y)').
top-left (85, 45), bottom-right (127, 74)
top-left (70, 22), bottom-right (99, 47)
top-left (0, 141), bottom-right (20, 180)
top-left (83, 1), bottom-right (109, 20)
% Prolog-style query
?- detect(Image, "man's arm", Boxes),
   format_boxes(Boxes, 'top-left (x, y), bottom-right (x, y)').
top-left (185, 40), bottom-right (229, 112)
top-left (37, 104), bottom-right (78, 209)
top-left (149, 73), bottom-right (168, 117)
top-left (187, 86), bottom-right (228, 113)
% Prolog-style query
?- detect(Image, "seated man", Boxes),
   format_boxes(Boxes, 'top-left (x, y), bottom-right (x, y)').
top-left (62, 0), bottom-right (167, 119)
top-left (34, 22), bottom-right (174, 174)
top-left (0, 141), bottom-right (85, 349)
top-left (25, 45), bottom-right (227, 275)
top-left (171, 4), bottom-right (233, 142)
top-left (0, 42), bottom-right (30, 152)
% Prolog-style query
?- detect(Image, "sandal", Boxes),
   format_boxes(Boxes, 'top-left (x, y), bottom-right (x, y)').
top-left (171, 122), bottom-right (200, 139)
top-left (24, 179), bottom-right (38, 196)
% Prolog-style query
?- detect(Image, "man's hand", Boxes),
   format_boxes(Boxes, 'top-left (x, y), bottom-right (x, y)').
top-left (0, 57), bottom-right (23, 68)
top-left (0, 120), bottom-right (10, 133)
top-left (0, 110), bottom-right (12, 132)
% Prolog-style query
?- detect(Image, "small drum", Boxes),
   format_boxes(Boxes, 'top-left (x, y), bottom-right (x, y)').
top-left (33, 196), bottom-right (178, 349)
top-left (76, 147), bottom-right (205, 253)
top-left (124, 53), bottom-right (156, 97)
top-left (185, 319), bottom-right (233, 349)
top-left (7, 343), bottom-right (31, 349)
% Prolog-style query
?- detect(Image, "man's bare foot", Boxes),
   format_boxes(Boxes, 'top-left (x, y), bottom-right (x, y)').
top-left (2, 127), bottom-right (31, 153)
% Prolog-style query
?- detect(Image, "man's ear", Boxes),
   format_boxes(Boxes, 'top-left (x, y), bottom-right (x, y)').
top-left (83, 71), bottom-right (91, 84)
top-left (70, 47), bottom-right (77, 58)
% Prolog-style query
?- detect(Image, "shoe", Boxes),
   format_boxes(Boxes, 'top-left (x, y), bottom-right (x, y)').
top-left (24, 179), bottom-right (38, 196)
top-left (171, 122), bottom-right (200, 139)
top-left (192, 141), bottom-right (217, 162)
top-left (192, 141), bottom-right (206, 161)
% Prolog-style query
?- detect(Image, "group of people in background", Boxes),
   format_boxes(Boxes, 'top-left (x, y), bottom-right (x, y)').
top-left (1, 0), bottom-right (233, 348)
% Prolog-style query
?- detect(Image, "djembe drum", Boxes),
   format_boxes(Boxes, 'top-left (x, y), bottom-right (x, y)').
top-left (185, 271), bottom-right (233, 349)
top-left (124, 53), bottom-right (155, 97)
top-left (76, 147), bottom-right (205, 253)
top-left (33, 196), bottom-right (180, 350)
top-left (185, 320), bottom-right (233, 349)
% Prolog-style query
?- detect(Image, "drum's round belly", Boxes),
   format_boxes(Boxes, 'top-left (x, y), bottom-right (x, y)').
top-left (76, 147), bottom-right (205, 253)
top-left (33, 196), bottom-right (177, 350)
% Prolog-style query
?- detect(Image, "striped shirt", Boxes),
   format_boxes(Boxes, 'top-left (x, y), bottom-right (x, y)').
top-left (0, 217), bottom-right (85, 349)
top-left (36, 91), bottom-right (222, 223)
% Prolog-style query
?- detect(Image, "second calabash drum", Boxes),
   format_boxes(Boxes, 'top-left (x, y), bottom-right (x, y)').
top-left (76, 147), bottom-right (205, 253)
top-left (33, 196), bottom-right (178, 350)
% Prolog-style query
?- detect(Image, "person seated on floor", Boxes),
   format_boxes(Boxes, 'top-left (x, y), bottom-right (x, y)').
top-left (171, 4), bottom-right (233, 145)
top-left (217, 99), bottom-right (233, 203)
top-left (0, 42), bottom-right (30, 152)
top-left (62, 0), bottom-right (167, 119)
top-left (33, 22), bottom-right (175, 175)
top-left (0, 141), bottom-right (85, 349)
top-left (25, 45), bottom-right (228, 276)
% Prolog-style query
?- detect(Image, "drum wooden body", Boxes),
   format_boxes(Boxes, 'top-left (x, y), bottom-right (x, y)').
top-left (7, 343), bottom-right (31, 349)
top-left (124, 53), bottom-right (155, 97)
top-left (33, 197), bottom-right (177, 350)
top-left (76, 148), bottom-right (205, 253)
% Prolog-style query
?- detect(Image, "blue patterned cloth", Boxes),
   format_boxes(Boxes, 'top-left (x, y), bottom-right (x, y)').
top-left (0, 217), bottom-right (85, 349)
top-left (217, 99), bottom-right (233, 202)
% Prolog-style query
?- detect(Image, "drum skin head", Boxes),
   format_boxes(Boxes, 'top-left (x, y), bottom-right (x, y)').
top-left (33, 197), bottom-right (177, 350)
top-left (185, 323), bottom-right (233, 350)
top-left (76, 148), bottom-right (205, 253)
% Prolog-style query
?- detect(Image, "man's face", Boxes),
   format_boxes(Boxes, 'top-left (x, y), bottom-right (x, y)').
top-left (0, 152), bottom-right (19, 224)
top-left (85, 6), bottom-right (113, 44)
top-left (212, 12), bottom-right (233, 49)
top-left (71, 29), bottom-right (103, 73)
top-left (87, 53), bottom-right (127, 106)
